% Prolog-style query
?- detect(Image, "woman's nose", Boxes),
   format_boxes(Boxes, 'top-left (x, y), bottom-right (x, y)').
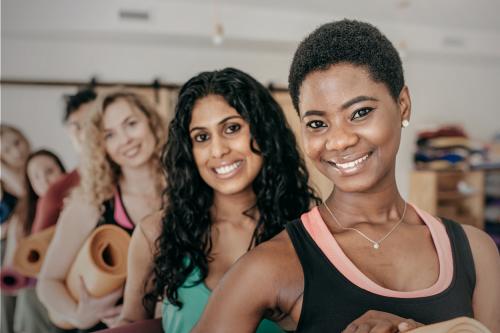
top-left (325, 125), bottom-right (359, 151)
top-left (210, 136), bottom-right (230, 158)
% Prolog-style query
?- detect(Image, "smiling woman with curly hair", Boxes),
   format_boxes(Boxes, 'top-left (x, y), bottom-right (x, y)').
top-left (80, 91), bottom-right (165, 207)
top-left (37, 89), bottom-right (166, 332)
top-left (116, 67), bottom-right (319, 333)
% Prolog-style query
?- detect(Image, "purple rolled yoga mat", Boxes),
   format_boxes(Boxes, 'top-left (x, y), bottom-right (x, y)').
top-left (95, 319), bottom-right (163, 333)
top-left (0, 266), bottom-right (29, 294)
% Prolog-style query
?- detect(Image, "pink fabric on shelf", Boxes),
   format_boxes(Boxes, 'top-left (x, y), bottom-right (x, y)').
top-left (300, 204), bottom-right (454, 298)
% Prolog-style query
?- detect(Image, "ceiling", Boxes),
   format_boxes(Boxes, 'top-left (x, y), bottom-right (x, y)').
top-left (2, 0), bottom-right (499, 60)
top-left (187, 0), bottom-right (500, 32)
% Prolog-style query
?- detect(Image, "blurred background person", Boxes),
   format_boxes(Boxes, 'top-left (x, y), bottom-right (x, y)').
top-left (1, 124), bottom-right (31, 333)
top-left (13, 149), bottom-right (66, 333)
top-left (31, 88), bottom-right (96, 233)
top-left (1, 125), bottom-right (30, 224)
top-left (143, 68), bottom-right (319, 333)
top-left (37, 89), bottom-right (165, 332)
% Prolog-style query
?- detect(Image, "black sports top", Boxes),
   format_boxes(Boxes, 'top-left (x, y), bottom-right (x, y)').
top-left (285, 217), bottom-right (475, 332)
top-left (95, 187), bottom-right (135, 235)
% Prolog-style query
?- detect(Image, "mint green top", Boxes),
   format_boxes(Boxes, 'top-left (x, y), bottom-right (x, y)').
top-left (162, 267), bottom-right (284, 333)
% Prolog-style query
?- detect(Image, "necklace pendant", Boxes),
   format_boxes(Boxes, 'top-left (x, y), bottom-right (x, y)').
top-left (373, 243), bottom-right (380, 249)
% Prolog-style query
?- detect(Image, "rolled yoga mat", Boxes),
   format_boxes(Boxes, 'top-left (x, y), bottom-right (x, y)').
top-left (51, 224), bottom-right (131, 329)
top-left (12, 225), bottom-right (56, 277)
top-left (410, 317), bottom-right (491, 333)
top-left (0, 266), bottom-right (30, 295)
top-left (95, 318), bottom-right (163, 333)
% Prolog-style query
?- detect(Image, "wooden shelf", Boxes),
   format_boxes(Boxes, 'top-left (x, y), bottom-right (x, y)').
top-left (437, 191), bottom-right (480, 200)
top-left (410, 170), bottom-right (485, 229)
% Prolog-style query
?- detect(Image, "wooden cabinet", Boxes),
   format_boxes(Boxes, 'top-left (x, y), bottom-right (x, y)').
top-left (409, 170), bottom-right (485, 229)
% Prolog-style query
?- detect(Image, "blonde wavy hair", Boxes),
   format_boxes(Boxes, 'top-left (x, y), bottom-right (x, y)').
top-left (0, 124), bottom-right (31, 165)
top-left (80, 89), bottom-right (166, 206)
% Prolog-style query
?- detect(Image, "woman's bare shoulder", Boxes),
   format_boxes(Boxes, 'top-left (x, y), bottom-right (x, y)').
top-left (203, 228), bottom-right (303, 322)
top-left (136, 209), bottom-right (163, 245)
top-left (231, 229), bottom-right (301, 284)
top-left (57, 188), bottom-right (100, 232)
top-left (461, 224), bottom-right (498, 260)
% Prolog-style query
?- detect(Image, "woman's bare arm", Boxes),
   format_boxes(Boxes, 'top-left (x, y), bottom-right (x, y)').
top-left (114, 211), bottom-right (162, 326)
top-left (463, 225), bottom-right (500, 332)
top-left (192, 239), bottom-right (287, 333)
top-left (36, 191), bottom-right (121, 328)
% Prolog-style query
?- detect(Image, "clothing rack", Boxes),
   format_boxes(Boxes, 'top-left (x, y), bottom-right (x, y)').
top-left (0, 78), bottom-right (289, 92)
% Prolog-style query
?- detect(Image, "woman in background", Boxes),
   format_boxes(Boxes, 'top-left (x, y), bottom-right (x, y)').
top-left (130, 67), bottom-right (320, 333)
top-left (13, 149), bottom-right (66, 333)
top-left (37, 89), bottom-right (165, 332)
top-left (0, 125), bottom-right (30, 224)
top-left (0, 124), bottom-right (31, 333)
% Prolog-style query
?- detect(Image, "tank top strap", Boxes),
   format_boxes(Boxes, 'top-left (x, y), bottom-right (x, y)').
top-left (94, 188), bottom-right (134, 234)
top-left (440, 218), bottom-right (476, 295)
top-left (285, 217), bottom-right (318, 279)
top-left (113, 186), bottom-right (135, 230)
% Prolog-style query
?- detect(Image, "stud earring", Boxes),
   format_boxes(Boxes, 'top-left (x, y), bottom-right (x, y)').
top-left (402, 119), bottom-right (410, 128)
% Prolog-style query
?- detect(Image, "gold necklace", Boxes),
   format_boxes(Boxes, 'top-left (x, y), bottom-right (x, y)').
top-left (322, 201), bottom-right (408, 250)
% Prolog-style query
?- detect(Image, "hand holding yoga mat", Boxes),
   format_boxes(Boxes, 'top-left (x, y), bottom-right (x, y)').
top-left (409, 317), bottom-right (491, 333)
top-left (50, 224), bottom-right (131, 329)
top-left (12, 225), bottom-right (56, 277)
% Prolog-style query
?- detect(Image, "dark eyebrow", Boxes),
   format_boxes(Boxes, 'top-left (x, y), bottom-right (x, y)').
top-left (341, 95), bottom-right (378, 109)
top-left (301, 110), bottom-right (326, 120)
top-left (301, 96), bottom-right (378, 119)
top-left (104, 115), bottom-right (135, 132)
top-left (190, 115), bottom-right (243, 133)
top-left (121, 115), bottom-right (136, 125)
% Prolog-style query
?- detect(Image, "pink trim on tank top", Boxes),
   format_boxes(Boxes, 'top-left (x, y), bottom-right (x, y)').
top-left (113, 190), bottom-right (135, 230)
top-left (300, 204), bottom-right (453, 298)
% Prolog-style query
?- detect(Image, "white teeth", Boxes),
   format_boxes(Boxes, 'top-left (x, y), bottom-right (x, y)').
top-left (335, 154), bottom-right (369, 169)
top-left (215, 161), bottom-right (241, 175)
top-left (124, 146), bottom-right (140, 158)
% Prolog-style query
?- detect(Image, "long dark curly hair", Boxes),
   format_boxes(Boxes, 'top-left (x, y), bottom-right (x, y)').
top-left (150, 67), bottom-right (320, 308)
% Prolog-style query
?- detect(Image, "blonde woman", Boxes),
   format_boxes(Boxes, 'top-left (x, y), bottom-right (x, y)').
top-left (1, 124), bottom-right (31, 333)
top-left (1, 125), bottom-right (31, 224)
top-left (37, 90), bottom-right (165, 332)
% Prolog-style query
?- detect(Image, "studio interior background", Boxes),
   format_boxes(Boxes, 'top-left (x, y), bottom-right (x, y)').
top-left (2, 0), bottom-right (500, 231)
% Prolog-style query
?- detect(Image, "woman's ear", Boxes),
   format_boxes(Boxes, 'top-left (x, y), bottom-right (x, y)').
top-left (398, 86), bottom-right (411, 126)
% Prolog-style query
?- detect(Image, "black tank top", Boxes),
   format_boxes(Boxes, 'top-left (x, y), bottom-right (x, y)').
top-left (285, 218), bottom-right (475, 333)
top-left (95, 188), bottom-right (135, 236)
top-left (78, 190), bottom-right (135, 333)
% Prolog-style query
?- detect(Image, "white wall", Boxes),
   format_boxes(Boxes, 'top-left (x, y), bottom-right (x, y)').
top-left (2, 0), bottom-right (500, 196)
top-left (1, 85), bottom-right (80, 169)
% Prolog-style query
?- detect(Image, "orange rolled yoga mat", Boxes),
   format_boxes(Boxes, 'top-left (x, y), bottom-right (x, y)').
top-left (66, 224), bottom-right (130, 300)
top-left (12, 225), bottom-right (56, 277)
top-left (50, 224), bottom-right (131, 329)
top-left (410, 317), bottom-right (491, 333)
